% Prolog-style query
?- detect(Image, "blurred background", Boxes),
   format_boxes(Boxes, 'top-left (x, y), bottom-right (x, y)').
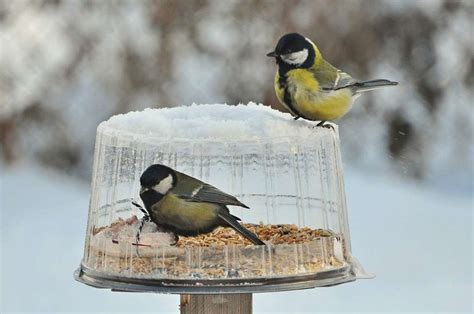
top-left (1, 0), bottom-right (472, 313)
top-left (1, 0), bottom-right (473, 185)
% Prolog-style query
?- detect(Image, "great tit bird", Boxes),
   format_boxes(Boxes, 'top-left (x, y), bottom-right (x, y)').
top-left (139, 164), bottom-right (265, 246)
top-left (267, 33), bottom-right (398, 127)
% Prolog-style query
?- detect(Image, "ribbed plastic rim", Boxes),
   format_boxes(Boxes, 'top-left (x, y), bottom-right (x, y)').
top-left (74, 263), bottom-right (356, 294)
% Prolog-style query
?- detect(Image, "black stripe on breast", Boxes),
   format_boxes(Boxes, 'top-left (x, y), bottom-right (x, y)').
top-left (278, 66), bottom-right (303, 118)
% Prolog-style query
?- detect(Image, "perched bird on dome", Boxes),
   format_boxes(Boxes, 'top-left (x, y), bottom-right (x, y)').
top-left (267, 32), bottom-right (398, 127)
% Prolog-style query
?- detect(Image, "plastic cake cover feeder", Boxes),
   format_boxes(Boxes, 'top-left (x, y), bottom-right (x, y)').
top-left (75, 103), bottom-right (369, 293)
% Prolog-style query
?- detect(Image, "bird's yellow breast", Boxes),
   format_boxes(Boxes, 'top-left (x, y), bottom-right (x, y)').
top-left (275, 69), bottom-right (353, 121)
top-left (151, 193), bottom-right (219, 231)
top-left (274, 72), bottom-right (285, 105)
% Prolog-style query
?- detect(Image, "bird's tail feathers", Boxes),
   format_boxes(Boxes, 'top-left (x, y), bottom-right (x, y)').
top-left (354, 79), bottom-right (398, 93)
top-left (218, 211), bottom-right (265, 246)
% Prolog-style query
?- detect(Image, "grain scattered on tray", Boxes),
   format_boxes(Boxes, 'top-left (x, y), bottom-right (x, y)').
top-left (87, 217), bottom-right (346, 278)
top-left (176, 223), bottom-right (337, 247)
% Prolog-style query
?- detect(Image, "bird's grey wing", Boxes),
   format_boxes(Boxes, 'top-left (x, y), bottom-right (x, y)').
top-left (313, 70), bottom-right (357, 91)
top-left (173, 173), bottom-right (249, 208)
top-left (310, 60), bottom-right (357, 91)
top-left (186, 183), bottom-right (249, 208)
top-left (330, 70), bottom-right (357, 90)
top-left (311, 61), bottom-right (397, 93)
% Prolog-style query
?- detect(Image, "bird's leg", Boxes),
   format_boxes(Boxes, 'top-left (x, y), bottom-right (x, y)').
top-left (316, 121), bottom-right (334, 130)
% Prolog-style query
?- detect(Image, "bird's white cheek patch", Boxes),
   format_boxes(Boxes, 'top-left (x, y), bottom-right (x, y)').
top-left (282, 49), bottom-right (309, 65)
top-left (153, 174), bottom-right (174, 194)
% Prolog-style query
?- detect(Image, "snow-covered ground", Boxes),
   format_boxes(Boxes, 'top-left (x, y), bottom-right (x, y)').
top-left (1, 163), bottom-right (472, 313)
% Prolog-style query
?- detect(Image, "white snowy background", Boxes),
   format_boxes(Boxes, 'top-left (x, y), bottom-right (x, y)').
top-left (1, 0), bottom-right (472, 313)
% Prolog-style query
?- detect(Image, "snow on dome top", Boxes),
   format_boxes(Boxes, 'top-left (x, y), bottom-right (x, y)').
top-left (100, 103), bottom-right (331, 142)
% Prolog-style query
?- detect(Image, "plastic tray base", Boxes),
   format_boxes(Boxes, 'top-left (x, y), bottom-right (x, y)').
top-left (74, 263), bottom-right (356, 294)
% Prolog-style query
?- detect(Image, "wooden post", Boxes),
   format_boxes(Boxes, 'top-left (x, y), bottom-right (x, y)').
top-left (180, 294), bottom-right (252, 314)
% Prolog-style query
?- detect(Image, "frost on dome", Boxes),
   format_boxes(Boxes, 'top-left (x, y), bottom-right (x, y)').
top-left (99, 103), bottom-right (331, 141)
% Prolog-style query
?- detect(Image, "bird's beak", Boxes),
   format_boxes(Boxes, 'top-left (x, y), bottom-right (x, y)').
top-left (266, 51), bottom-right (277, 57)
top-left (140, 186), bottom-right (149, 194)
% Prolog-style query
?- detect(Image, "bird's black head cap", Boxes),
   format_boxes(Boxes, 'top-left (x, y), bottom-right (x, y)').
top-left (275, 33), bottom-right (309, 55)
top-left (140, 164), bottom-right (177, 188)
top-left (267, 32), bottom-right (315, 69)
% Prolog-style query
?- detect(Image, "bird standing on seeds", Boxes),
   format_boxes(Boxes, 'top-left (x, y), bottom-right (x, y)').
top-left (138, 164), bottom-right (265, 246)
top-left (267, 33), bottom-right (398, 127)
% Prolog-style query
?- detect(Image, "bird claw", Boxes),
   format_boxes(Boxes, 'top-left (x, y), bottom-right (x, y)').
top-left (315, 121), bottom-right (334, 130)
top-left (170, 233), bottom-right (179, 246)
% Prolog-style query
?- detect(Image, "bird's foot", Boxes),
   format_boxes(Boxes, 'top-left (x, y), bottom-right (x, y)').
top-left (170, 233), bottom-right (179, 246)
top-left (315, 121), bottom-right (334, 130)
top-left (293, 115), bottom-right (300, 120)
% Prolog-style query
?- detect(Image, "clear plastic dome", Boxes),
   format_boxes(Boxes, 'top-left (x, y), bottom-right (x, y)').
top-left (75, 103), bottom-right (368, 293)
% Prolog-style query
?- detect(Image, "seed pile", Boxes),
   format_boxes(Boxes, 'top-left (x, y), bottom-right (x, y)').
top-left (176, 223), bottom-right (338, 247)
top-left (87, 217), bottom-right (345, 279)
